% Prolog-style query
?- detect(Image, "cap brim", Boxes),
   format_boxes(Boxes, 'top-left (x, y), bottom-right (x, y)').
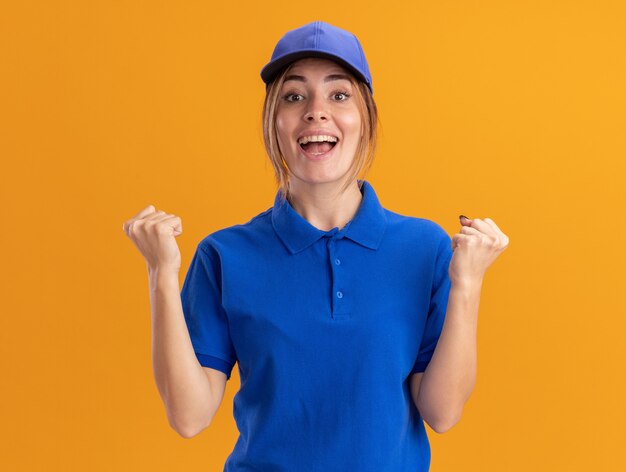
top-left (260, 50), bottom-right (370, 90)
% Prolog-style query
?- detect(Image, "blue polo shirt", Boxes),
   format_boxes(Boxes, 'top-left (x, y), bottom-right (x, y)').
top-left (180, 179), bottom-right (453, 472)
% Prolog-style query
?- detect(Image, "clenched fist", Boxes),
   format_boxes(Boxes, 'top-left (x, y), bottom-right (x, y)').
top-left (449, 215), bottom-right (510, 286)
top-left (122, 205), bottom-right (183, 274)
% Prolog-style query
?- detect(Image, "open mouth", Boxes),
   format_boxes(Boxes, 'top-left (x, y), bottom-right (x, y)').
top-left (299, 140), bottom-right (337, 155)
top-left (297, 133), bottom-right (340, 159)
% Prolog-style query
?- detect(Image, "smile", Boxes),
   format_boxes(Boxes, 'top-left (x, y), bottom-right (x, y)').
top-left (299, 141), bottom-right (337, 161)
top-left (298, 134), bottom-right (339, 160)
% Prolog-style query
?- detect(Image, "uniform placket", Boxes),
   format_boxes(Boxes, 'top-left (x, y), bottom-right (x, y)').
top-left (325, 231), bottom-right (346, 320)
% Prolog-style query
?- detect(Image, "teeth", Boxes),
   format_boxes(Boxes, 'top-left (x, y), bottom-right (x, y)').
top-left (298, 135), bottom-right (338, 145)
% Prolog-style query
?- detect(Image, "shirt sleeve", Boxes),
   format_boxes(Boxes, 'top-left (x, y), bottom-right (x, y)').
top-left (411, 231), bottom-right (453, 374)
top-left (180, 242), bottom-right (237, 380)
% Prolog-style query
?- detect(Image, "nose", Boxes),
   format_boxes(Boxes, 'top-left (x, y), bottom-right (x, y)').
top-left (303, 92), bottom-right (328, 122)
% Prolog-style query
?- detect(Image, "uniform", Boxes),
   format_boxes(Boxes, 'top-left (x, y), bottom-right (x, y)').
top-left (180, 179), bottom-right (453, 471)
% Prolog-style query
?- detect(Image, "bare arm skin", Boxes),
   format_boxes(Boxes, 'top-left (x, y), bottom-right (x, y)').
top-left (409, 280), bottom-right (480, 434)
top-left (149, 268), bottom-right (228, 438)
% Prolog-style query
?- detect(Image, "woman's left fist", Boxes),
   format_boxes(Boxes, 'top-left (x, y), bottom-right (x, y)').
top-left (449, 215), bottom-right (509, 285)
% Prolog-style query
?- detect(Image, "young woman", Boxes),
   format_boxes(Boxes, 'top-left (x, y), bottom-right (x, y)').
top-left (122, 21), bottom-right (509, 472)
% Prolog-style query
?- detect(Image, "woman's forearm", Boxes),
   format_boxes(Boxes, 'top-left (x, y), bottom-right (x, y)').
top-left (148, 268), bottom-right (217, 437)
top-left (417, 279), bottom-right (481, 432)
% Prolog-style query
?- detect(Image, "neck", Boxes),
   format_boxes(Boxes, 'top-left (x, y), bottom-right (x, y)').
top-left (287, 179), bottom-right (363, 232)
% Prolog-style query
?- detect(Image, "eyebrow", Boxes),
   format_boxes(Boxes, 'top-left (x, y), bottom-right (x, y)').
top-left (283, 73), bottom-right (352, 84)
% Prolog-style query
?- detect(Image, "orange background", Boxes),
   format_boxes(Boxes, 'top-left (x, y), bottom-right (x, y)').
top-left (2, 1), bottom-right (625, 471)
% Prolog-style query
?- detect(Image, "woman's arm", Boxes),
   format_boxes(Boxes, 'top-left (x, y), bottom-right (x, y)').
top-left (414, 278), bottom-right (481, 433)
top-left (123, 206), bottom-right (227, 438)
top-left (415, 216), bottom-right (508, 433)
top-left (149, 268), bottom-right (227, 438)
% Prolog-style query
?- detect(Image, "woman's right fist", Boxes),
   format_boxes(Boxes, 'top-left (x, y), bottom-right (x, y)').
top-left (122, 205), bottom-right (183, 274)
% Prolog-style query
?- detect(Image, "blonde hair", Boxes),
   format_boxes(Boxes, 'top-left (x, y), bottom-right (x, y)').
top-left (262, 61), bottom-right (379, 204)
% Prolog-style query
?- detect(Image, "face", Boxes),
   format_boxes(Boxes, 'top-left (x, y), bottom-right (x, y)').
top-left (275, 57), bottom-right (362, 190)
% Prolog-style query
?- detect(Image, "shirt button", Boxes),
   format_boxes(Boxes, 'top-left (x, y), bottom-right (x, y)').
top-left (336, 291), bottom-right (343, 298)
top-left (335, 258), bottom-right (341, 265)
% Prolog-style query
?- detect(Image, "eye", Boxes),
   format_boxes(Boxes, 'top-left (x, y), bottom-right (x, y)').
top-left (333, 91), bottom-right (351, 101)
top-left (283, 92), bottom-right (304, 102)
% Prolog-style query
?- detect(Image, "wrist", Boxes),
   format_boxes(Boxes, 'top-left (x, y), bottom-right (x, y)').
top-left (148, 265), bottom-right (180, 287)
top-left (450, 275), bottom-right (483, 292)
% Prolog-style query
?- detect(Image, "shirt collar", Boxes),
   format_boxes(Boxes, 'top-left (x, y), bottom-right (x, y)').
top-left (271, 179), bottom-right (387, 254)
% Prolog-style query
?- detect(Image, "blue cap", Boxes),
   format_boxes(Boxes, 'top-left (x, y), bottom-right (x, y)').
top-left (260, 21), bottom-right (373, 94)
